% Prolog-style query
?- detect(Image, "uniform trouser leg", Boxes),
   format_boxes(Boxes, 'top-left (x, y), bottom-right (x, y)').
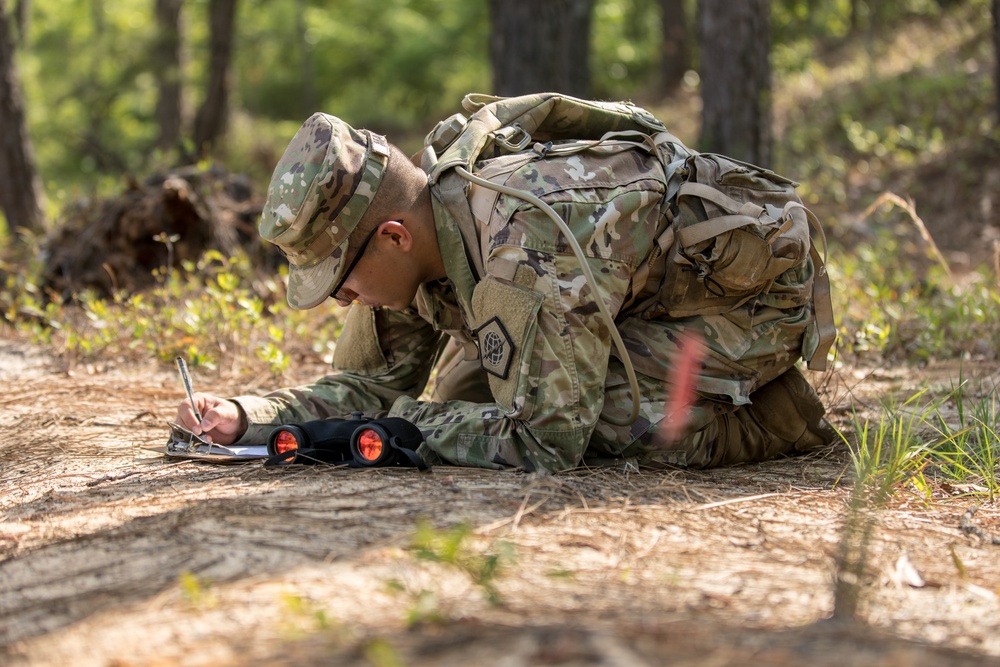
top-left (589, 360), bottom-right (834, 469)
top-left (672, 367), bottom-right (835, 468)
top-left (431, 338), bottom-right (834, 470)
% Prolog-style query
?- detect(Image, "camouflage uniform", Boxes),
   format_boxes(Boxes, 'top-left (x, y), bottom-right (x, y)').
top-left (232, 107), bottom-right (830, 472)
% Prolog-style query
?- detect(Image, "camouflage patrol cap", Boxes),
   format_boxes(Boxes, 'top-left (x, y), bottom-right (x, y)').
top-left (259, 112), bottom-right (390, 310)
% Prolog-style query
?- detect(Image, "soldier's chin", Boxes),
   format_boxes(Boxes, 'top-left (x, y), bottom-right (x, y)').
top-left (391, 290), bottom-right (421, 311)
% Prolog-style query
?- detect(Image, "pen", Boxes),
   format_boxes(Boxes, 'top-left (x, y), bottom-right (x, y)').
top-left (175, 356), bottom-right (203, 425)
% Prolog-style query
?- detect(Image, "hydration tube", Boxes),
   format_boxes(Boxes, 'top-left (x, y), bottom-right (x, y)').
top-left (454, 166), bottom-right (642, 427)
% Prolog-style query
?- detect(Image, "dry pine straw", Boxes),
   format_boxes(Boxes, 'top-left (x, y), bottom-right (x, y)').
top-left (1, 340), bottom-right (999, 665)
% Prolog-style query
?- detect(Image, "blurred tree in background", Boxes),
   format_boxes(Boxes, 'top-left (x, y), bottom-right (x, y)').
top-left (153, 0), bottom-right (182, 153)
top-left (192, 0), bottom-right (237, 156)
top-left (659, 0), bottom-right (691, 95)
top-left (0, 0), bottom-right (45, 233)
top-left (698, 0), bottom-right (772, 164)
top-left (489, 0), bottom-right (593, 97)
top-left (995, 0), bottom-right (1000, 122)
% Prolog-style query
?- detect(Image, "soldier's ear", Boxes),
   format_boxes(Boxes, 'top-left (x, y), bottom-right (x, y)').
top-left (377, 220), bottom-right (412, 251)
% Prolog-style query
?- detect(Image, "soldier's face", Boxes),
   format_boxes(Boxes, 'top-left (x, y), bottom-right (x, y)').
top-left (332, 221), bottom-right (423, 311)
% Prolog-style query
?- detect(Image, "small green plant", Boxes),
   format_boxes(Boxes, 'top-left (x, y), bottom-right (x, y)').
top-left (927, 378), bottom-right (1000, 502)
top-left (178, 570), bottom-right (217, 609)
top-left (833, 378), bottom-right (1000, 620)
top-left (845, 390), bottom-right (943, 503)
top-left (382, 521), bottom-right (515, 627)
top-left (382, 580), bottom-right (448, 627)
top-left (409, 520), bottom-right (515, 607)
top-left (833, 391), bottom-right (942, 621)
top-left (0, 247), bottom-right (344, 380)
top-left (843, 381), bottom-right (1000, 503)
top-left (275, 590), bottom-right (332, 639)
top-left (363, 638), bottom-right (403, 667)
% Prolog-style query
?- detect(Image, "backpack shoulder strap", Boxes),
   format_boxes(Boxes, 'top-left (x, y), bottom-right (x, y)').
top-left (794, 204), bottom-right (836, 371)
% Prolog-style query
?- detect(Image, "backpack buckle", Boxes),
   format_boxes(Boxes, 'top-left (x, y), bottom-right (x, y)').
top-left (494, 124), bottom-right (531, 152)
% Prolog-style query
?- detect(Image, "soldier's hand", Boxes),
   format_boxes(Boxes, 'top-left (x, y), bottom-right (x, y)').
top-left (175, 393), bottom-right (246, 446)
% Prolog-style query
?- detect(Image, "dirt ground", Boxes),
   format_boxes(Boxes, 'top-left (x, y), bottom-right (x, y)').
top-left (1, 337), bottom-right (999, 666)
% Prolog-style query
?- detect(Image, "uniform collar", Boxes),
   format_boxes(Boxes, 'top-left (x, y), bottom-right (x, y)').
top-left (424, 185), bottom-right (480, 321)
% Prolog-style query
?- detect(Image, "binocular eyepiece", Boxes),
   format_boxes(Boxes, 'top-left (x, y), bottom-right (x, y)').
top-left (266, 412), bottom-right (428, 469)
top-left (350, 417), bottom-right (426, 468)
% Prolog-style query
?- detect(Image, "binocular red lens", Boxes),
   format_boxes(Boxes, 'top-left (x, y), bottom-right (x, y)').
top-left (355, 429), bottom-right (384, 461)
top-left (266, 414), bottom-right (425, 469)
top-left (273, 430), bottom-right (300, 454)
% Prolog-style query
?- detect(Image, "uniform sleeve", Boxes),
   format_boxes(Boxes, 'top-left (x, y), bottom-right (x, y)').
top-left (232, 303), bottom-right (442, 444)
top-left (391, 206), bottom-right (637, 472)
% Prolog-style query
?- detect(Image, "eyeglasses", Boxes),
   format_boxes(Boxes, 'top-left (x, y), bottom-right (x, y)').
top-left (329, 225), bottom-right (380, 305)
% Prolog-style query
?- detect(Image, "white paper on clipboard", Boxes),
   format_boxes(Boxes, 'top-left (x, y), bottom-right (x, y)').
top-left (147, 422), bottom-right (269, 463)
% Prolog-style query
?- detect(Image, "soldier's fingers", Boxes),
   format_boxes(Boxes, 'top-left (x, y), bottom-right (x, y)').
top-left (200, 401), bottom-right (239, 435)
top-left (175, 399), bottom-right (201, 432)
top-left (198, 409), bottom-right (223, 435)
top-left (178, 393), bottom-right (220, 434)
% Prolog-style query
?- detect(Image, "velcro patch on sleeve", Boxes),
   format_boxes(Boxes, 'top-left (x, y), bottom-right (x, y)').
top-left (472, 275), bottom-right (544, 415)
top-left (333, 304), bottom-right (388, 374)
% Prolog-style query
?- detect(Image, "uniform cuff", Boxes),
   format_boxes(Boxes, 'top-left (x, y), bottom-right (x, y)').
top-left (230, 395), bottom-right (281, 445)
top-left (389, 395), bottom-right (446, 465)
top-left (387, 394), bottom-right (422, 419)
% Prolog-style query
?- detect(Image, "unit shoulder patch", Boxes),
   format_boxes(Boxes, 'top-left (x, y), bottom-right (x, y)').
top-left (474, 316), bottom-right (515, 380)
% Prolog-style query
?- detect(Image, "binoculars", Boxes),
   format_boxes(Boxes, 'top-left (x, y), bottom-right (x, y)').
top-left (266, 412), bottom-right (428, 469)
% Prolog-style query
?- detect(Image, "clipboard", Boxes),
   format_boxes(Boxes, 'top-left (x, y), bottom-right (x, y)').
top-left (147, 423), bottom-right (269, 463)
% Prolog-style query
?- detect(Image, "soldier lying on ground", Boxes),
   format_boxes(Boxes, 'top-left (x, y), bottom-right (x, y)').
top-left (175, 94), bottom-right (836, 471)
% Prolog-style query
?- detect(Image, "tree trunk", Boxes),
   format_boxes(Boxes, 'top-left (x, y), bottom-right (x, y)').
top-left (193, 0), bottom-right (237, 156)
top-left (995, 0), bottom-right (999, 124)
top-left (489, 0), bottom-right (594, 98)
top-left (697, 0), bottom-right (772, 166)
top-left (0, 0), bottom-right (44, 233)
top-left (866, 0), bottom-right (878, 78)
top-left (660, 0), bottom-right (690, 95)
top-left (296, 0), bottom-right (315, 116)
top-left (12, 0), bottom-right (26, 46)
top-left (154, 0), bottom-right (183, 154)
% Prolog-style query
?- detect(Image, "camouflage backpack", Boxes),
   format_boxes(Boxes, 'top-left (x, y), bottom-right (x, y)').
top-left (421, 92), bottom-right (835, 375)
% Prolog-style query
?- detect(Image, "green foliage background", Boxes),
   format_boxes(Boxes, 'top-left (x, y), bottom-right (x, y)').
top-left (4, 0), bottom-right (1000, 377)
top-left (16, 0), bottom-right (981, 203)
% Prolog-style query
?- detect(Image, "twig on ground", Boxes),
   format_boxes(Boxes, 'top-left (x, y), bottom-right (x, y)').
top-left (688, 493), bottom-right (780, 511)
top-left (959, 505), bottom-right (1000, 546)
top-left (85, 470), bottom-right (145, 487)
